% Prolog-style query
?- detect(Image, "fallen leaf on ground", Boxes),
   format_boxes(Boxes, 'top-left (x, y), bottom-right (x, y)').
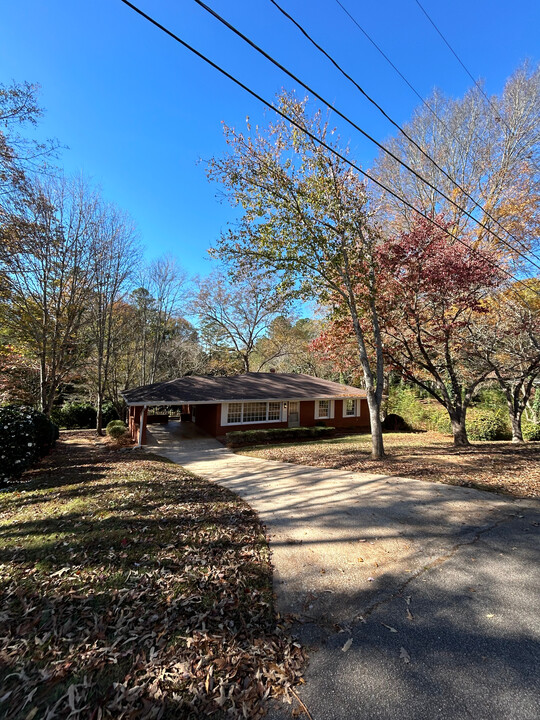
top-left (400, 647), bottom-right (411, 664)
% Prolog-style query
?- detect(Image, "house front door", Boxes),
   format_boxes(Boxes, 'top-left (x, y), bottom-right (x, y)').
top-left (288, 401), bottom-right (300, 427)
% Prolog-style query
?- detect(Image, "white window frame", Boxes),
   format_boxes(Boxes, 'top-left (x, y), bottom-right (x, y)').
top-left (314, 399), bottom-right (334, 420)
top-left (344, 398), bottom-right (360, 417)
top-left (221, 401), bottom-right (285, 426)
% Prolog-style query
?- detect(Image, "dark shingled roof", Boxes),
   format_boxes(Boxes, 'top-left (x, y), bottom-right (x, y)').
top-left (122, 373), bottom-right (367, 405)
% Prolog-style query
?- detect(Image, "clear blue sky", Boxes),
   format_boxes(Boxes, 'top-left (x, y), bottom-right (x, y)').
top-left (1, 0), bottom-right (538, 276)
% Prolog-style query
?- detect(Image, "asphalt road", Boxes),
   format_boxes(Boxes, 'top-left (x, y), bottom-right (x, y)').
top-left (146, 423), bottom-right (540, 720)
top-left (279, 508), bottom-right (540, 720)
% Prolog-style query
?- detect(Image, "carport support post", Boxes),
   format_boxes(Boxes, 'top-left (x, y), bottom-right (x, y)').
top-left (128, 406), bottom-right (135, 439)
top-left (138, 405), bottom-right (148, 447)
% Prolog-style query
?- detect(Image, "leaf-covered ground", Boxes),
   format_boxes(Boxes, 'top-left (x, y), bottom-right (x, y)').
top-left (0, 432), bottom-right (304, 719)
top-left (239, 431), bottom-right (540, 498)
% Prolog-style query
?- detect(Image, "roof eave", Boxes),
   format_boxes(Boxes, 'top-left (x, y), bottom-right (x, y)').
top-left (122, 393), bottom-right (367, 407)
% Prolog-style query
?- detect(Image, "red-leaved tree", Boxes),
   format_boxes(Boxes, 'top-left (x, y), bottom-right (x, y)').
top-left (379, 216), bottom-right (503, 445)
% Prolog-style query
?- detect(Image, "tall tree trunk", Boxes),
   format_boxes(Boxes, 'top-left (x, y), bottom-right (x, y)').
top-left (344, 256), bottom-right (385, 460)
top-left (508, 400), bottom-right (524, 443)
top-left (96, 348), bottom-right (104, 435)
top-left (450, 410), bottom-right (470, 447)
top-left (39, 357), bottom-right (47, 415)
top-left (495, 377), bottom-right (525, 443)
top-left (96, 390), bottom-right (104, 436)
top-left (367, 389), bottom-right (384, 458)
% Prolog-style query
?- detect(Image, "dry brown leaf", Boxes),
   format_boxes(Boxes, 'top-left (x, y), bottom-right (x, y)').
top-left (400, 647), bottom-right (411, 664)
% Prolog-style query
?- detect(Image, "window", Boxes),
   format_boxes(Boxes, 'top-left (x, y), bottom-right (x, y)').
top-left (227, 403), bottom-right (242, 424)
top-left (345, 399), bottom-right (357, 416)
top-left (223, 401), bottom-right (283, 425)
top-left (317, 399), bottom-right (330, 418)
top-left (243, 402), bottom-right (267, 422)
top-left (268, 402), bottom-right (281, 420)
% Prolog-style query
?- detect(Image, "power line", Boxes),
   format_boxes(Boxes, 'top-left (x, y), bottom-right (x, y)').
top-left (414, 0), bottom-right (540, 175)
top-left (333, 0), bottom-right (450, 132)
top-left (414, 1), bottom-right (506, 129)
top-left (335, 0), bottom-right (540, 187)
top-left (117, 0), bottom-right (540, 303)
top-left (191, 0), bottom-right (540, 275)
top-left (269, 0), bottom-right (540, 265)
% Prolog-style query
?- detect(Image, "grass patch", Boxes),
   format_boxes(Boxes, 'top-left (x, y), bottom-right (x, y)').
top-left (238, 431), bottom-right (540, 498)
top-left (0, 432), bottom-right (304, 719)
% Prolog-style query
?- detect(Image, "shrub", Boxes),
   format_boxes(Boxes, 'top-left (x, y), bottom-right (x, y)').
top-left (522, 420), bottom-right (540, 441)
top-left (226, 426), bottom-right (335, 447)
top-left (51, 401), bottom-right (120, 429)
top-left (426, 407), bottom-right (452, 435)
top-left (106, 420), bottom-right (127, 440)
top-left (387, 385), bottom-right (445, 432)
top-left (382, 414), bottom-right (412, 432)
top-left (102, 402), bottom-right (120, 426)
top-left (51, 402), bottom-right (97, 429)
top-left (466, 407), bottom-right (511, 441)
top-left (0, 405), bottom-right (58, 484)
top-left (474, 385), bottom-right (507, 411)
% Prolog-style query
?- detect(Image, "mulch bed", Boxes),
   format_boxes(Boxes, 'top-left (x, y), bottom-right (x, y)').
top-left (239, 431), bottom-right (540, 499)
top-left (0, 432), bottom-right (304, 719)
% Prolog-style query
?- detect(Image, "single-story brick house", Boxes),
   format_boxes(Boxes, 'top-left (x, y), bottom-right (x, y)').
top-left (122, 372), bottom-right (369, 445)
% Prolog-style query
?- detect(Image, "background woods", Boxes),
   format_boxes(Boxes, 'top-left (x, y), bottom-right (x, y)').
top-left (0, 67), bottom-right (539, 449)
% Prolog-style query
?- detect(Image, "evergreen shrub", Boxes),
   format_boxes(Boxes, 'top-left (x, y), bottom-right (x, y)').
top-left (226, 425), bottom-right (335, 447)
top-left (388, 386), bottom-right (452, 433)
top-left (0, 405), bottom-right (59, 484)
top-left (51, 401), bottom-right (119, 429)
top-left (106, 420), bottom-right (127, 439)
top-left (466, 408), bottom-right (511, 441)
top-left (522, 420), bottom-right (540, 441)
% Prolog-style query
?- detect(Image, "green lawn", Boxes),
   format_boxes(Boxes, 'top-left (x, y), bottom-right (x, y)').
top-left (238, 431), bottom-right (540, 498)
top-left (0, 432), bottom-right (303, 719)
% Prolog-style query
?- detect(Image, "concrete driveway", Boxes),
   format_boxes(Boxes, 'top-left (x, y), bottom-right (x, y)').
top-left (147, 423), bottom-right (540, 720)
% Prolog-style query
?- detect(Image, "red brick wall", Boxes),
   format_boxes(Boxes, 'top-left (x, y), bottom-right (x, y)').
top-left (299, 400), bottom-right (315, 426)
top-left (193, 399), bottom-right (371, 437)
top-left (334, 398), bottom-right (370, 429)
top-left (193, 404), bottom-right (220, 436)
top-left (215, 412), bottom-right (288, 436)
top-left (303, 398), bottom-right (370, 430)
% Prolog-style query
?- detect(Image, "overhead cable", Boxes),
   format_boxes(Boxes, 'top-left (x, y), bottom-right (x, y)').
top-left (191, 0), bottom-right (540, 274)
top-left (117, 0), bottom-right (540, 301)
top-left (270, 0), bottom-right (539, 263)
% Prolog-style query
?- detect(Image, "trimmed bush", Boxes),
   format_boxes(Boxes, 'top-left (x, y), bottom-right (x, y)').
top-left (522, 420), bottom-right (540, 441)
top-left (106, 420), bottom-right (127, 440)
top-left (0, 405), bottom-right (59, 484)
top-left (466, 407), bottom-right (511, 441)
top-left (226, 425), bottom-right (335, 447)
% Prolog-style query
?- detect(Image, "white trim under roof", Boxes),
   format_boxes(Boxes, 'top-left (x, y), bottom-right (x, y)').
top-left (124, 394), bottom-right (367, 407)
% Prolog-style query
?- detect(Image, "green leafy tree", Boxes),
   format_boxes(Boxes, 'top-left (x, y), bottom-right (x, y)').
top-left (208, 93), bottom-right (386, 458)
top-left (1, 176), bottom-right (95, 415)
